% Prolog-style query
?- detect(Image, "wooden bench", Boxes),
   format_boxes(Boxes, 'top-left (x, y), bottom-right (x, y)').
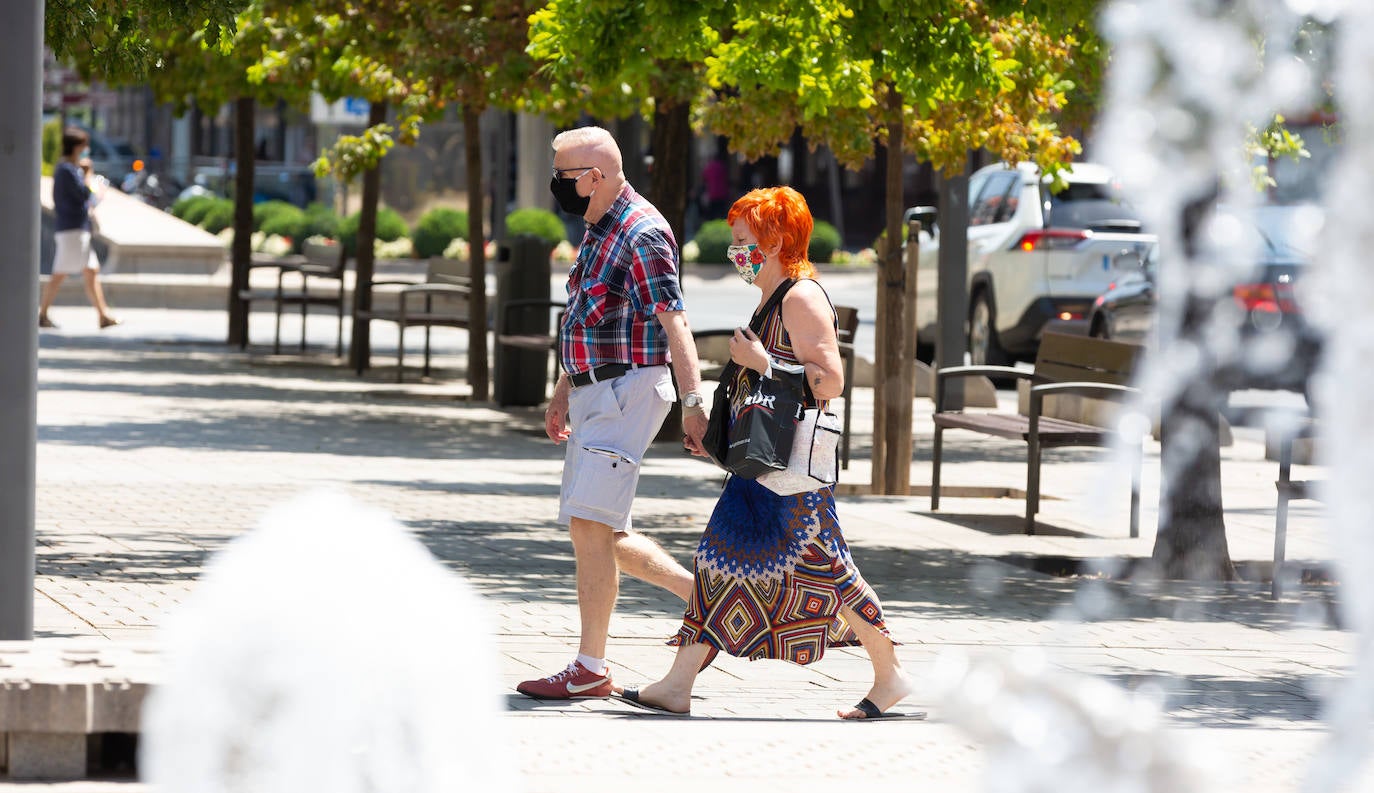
top-left (931, 332), bottom-right (1145, 535)
top-left (1272, 420), bottom-right (1322, 599)
top-left (237, 240), bottom-right (348, 356)
top-left (357, 257), bottom-right (473, 382)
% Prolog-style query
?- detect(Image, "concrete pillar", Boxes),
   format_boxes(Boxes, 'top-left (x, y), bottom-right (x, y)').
top-left (0, 0), bottom-right (40, 640)
top-left (516, 113), bottom-right (554, 212)
top-left (6, 733), bottom-right (86, 780)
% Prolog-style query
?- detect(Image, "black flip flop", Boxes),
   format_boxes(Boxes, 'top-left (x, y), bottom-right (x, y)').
top-left (845, 697), bottom-right (927, 721)
top-left (614, 687), bottom-right (691, 717)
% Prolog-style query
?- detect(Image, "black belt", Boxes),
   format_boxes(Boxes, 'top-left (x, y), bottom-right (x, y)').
top-left (569, 363), bottom-right (642, 388)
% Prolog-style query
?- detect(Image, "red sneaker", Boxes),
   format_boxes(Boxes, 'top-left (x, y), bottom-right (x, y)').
top-left (517, 661), bottom-right (613, 700)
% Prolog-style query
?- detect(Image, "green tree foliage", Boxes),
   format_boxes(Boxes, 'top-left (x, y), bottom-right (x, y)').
top-left (412, 207), bottom-right (469, 259)
top-left (45, 0), bottom-right (243, 79)
top-left (504, 208), bottom-right (564, 246)
top-left (527, 0), bottom-right (726, 244)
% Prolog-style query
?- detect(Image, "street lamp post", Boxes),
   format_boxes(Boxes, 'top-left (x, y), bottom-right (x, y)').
top-left (0, 0), bottom-right (41, 639)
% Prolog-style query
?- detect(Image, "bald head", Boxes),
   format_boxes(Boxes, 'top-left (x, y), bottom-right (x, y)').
top-left (552, 126), bottom-right (624, 177)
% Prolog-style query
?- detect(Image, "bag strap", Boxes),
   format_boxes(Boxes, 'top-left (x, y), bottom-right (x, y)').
top-left (718, 278), bottom-right (798, 388)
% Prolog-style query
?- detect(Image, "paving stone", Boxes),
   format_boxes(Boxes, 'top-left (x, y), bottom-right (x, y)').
top-left (10, 307), bottom-right (1364, 790)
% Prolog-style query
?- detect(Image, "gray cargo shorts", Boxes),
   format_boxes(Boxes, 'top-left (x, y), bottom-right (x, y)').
top-left (558, 365), bottom-right (674, 532)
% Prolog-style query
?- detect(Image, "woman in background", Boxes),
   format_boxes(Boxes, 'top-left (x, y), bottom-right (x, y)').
top-left (41, 127), bottom-right (119, 330)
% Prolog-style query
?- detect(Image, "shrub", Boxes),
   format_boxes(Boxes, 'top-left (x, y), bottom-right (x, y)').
top-left (505, 207), bottom-right (564, 245)
top-left (339, 207), bottom-right (408, 256)
top-left (808, 220), bottom-right (841, 264)
top-left (198, 199), bottom-right (236, 234)
top-left (302, 202), bottom-right (341, 242)
top-left (42, 119), bottom-right (62, 168)
top-left (411, 207), bottom-right (469, 259)
top-left (173, 195), bottom-right (217, 224)
top-left (259, 204), bottom-right (307, 246)
top-left (692, 220), bottom-right (733, 264)
top-left (251, 200), bottom-right (298, 232)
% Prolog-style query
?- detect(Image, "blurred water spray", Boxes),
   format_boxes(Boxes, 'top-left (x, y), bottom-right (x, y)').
top-left (933, 649), bottom-right (1207, 793)
top-left (1304, 1), bottom-right (1374, 788)
top-left (139, 490), bottom-right (519, 793)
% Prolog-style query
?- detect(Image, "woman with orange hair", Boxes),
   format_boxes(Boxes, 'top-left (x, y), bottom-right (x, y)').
top-left (614, 187), bottom-right (918, 720)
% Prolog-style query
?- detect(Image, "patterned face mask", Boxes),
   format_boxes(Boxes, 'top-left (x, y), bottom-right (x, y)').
top-left (727, 243), bottom-right (765, 284)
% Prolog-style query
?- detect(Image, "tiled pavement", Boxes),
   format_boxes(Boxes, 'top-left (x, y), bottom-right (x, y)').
top-left (11, 307), bottom-right (1365, 792)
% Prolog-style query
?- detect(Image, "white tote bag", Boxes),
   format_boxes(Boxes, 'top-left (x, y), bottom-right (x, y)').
top-left (756, 408), bottom-right (842, 495)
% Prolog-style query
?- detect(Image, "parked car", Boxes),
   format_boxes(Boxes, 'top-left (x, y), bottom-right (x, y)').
top-left (909, 161), bottom-right (1156, 364)
top-left (1087, 204), bottom-right (1323, 396)
top-left (83, 132), bottom-right (140, 185)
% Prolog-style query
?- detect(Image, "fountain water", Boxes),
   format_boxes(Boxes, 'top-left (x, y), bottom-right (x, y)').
top-left (940, 0), bottom-right (1371, 789)
top-left (139, 490), bottom-right (519, 793)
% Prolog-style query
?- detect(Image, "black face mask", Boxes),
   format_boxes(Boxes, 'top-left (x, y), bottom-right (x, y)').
top-left (550, 176), bottom-right (591, 216)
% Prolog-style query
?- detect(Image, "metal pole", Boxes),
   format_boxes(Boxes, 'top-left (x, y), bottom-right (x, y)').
top-left (0, 0), bottom-right (42, 639)
top-left (936, 168), bottom-right (970, 412)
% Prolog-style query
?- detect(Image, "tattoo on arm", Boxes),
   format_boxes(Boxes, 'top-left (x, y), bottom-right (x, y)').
top-left (813, 376), bottom-right (822, 386)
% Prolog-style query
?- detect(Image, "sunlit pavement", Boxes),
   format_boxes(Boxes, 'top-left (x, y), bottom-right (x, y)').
top-left (19, 306), bottom-right (1361, 792)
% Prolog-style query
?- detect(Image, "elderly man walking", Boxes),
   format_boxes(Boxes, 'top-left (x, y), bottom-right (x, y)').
top-left (517, 126), bottom-right (710, 700)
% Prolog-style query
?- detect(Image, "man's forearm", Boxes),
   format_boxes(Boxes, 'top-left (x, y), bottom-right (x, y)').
top-left (658, 311), bottom-right (703, 397)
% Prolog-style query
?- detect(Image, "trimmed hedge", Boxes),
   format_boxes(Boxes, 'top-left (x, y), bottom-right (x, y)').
top-left (339, 207), bottom-right (408, 257)
top-left (303, 202), bottom-right (341, 242)
top-left (808, 220), bottom-right (841, 264)
top-left (411, 207), bottom-right (469, 259)
top-left (505, 207), bottom-right (564, 245)
top-left (251, 201), bottom-right (299, 232)
top-left (198, 199), bottom-right (236, 234)
top-left (692, 219), bottom-right (733, 265)
top-left (259, 204), bottom-right (307, 247)
top-left (172, 195), bottom-right (218, 224)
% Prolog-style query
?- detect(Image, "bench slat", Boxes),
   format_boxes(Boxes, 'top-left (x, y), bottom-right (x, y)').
top-left (933, 412), bottom-right (1109, 446)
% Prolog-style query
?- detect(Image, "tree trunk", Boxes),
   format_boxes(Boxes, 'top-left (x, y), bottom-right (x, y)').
top-left (1153, 378), bottom-right (1237, 579)
top-left (464, 104), bottom-right (490, 401)
top-left (348, 100), bottom-right (388, 373)
top-left (649, 100), bottom-right (692, 442)
top-left (1151, 192), bottom-right (1236, 580)
top-left (649, 100), bottom-right (691, 251)
top-left (227, 96), bottom-right (255, 347)
top-left (874, 91), bottom-right (912, 495)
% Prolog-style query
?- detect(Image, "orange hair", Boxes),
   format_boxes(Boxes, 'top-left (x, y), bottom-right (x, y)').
top-left (727, 186), bottom-right (817, 279)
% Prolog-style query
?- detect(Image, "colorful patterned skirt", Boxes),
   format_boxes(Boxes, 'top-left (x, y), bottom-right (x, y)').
top-left (668, 475), bottom-right (893, 665)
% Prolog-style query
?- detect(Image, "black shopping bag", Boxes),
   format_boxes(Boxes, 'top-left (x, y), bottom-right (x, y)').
top-left (724, 363), bottom-right (806, 479)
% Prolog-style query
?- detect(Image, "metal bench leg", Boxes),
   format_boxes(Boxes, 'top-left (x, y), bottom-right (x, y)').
top-left (336, 282), bottom-right (345, 357)
top-left (841, 353), bottom-right (855, 469)
top-left (1026, 434), bottom-right (1041, 535)
top-left (423, 326), bottom-right (432, 378)
top-left (396, 324), bottom-right (406, 383)
top-left (1272, 438), bottom-right (1294, 600)
top-left (931, 425), bottom-right (944, 510)
top-left (1130, 439), bottom-right (1142, 539)
top-left (300, 298), bottom-right (308, 352)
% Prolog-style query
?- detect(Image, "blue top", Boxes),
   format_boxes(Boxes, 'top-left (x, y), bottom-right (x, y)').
top-left (53, 161), bottom-right (92, 233)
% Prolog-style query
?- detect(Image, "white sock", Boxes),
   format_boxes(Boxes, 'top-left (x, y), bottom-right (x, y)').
top-left (576, 654), bottom-right (607, 676)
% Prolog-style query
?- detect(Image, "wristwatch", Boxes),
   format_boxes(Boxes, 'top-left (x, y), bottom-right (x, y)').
top-left (681, 392), bottom-right (705, 409)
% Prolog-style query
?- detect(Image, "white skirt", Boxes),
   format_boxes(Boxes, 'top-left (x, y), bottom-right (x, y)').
top-left (53, 230), bottom-right (99, 275)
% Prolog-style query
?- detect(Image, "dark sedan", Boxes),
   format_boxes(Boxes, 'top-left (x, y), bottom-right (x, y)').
top-left (1087, 206), bottom-right (1323, 396)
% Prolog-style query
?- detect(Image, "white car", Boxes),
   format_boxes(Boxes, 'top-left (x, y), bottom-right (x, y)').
top-left (910, 161), bottom-right (1156, 365)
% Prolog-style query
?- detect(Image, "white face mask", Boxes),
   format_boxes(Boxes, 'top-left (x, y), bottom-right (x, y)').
top-left (728, 243), bottom-right (763, 284)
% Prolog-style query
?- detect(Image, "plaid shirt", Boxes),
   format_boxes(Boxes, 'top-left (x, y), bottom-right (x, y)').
top-left (559, 183), bottom-right (684, 376)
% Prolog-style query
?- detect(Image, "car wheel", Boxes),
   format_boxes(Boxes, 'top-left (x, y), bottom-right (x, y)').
top-left (968, 292), bottom-right (1009, 367)
top-left (1090, 316), bottom-right (1110, 340)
